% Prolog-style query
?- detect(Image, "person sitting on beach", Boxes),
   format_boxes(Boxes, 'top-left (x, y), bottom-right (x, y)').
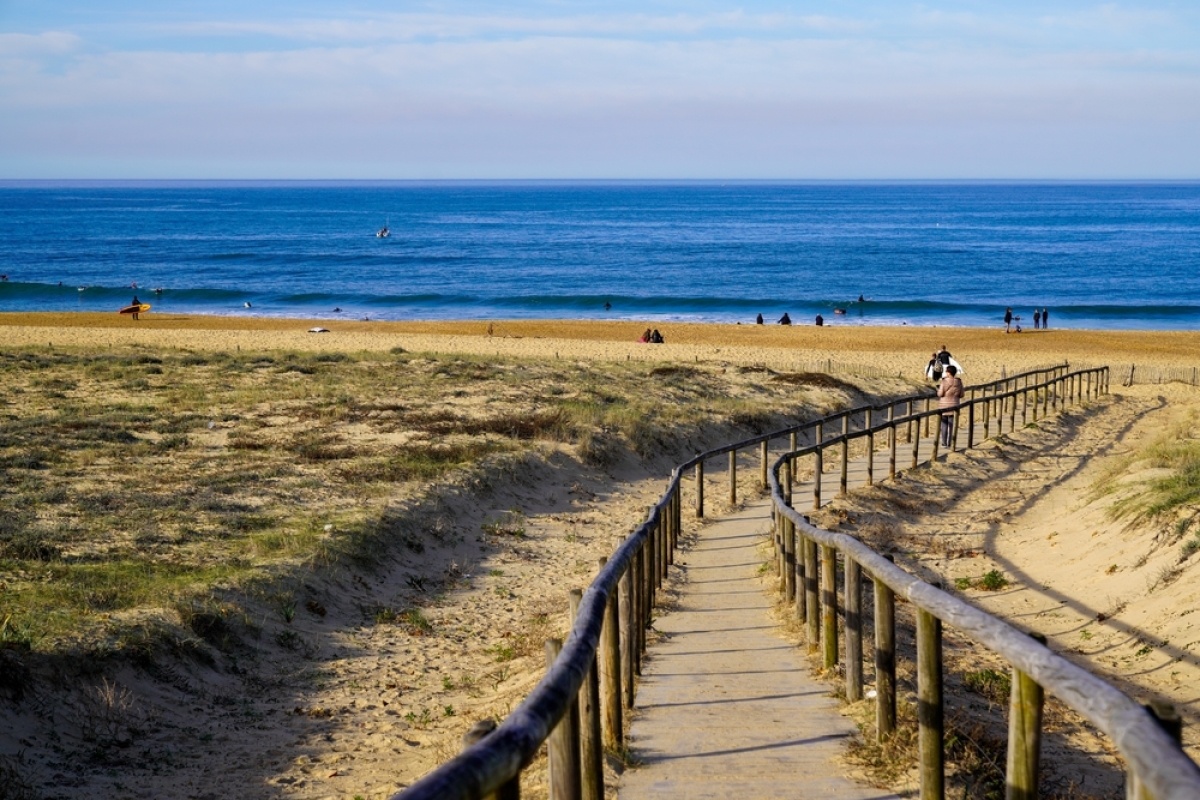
top-left (778, 312), bottom-right (792, 325)
top-left (815, 314), bottom-right (823, 326)
top-left (650, 329), bottom-right (664, 344)
top-left (756, 313), bottom-right (763, 325)
top-left (937, 366), bottom-right (964, 447)
top-left (925, 352), bottom-right (943, 381)
top-left (639, 328), bottom-right (652, 343)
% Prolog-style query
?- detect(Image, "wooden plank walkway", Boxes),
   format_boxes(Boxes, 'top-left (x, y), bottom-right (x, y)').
top-left (618, 409), bottom-right (974, 798)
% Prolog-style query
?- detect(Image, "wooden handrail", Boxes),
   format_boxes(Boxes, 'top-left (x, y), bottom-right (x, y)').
top-left (399, 363), bottom-right (1199, 800)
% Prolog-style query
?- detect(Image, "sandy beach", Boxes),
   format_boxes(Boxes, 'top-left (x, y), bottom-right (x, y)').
top-left (2, 312), bottom-right (1199, 799)
top-left (4, 312), bottom-right (1200, 380)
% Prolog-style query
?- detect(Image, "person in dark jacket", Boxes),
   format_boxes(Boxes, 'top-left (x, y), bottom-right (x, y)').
top-left (756, 313), bottom-right (764, 325)
top-left (1042, 308), bottom-right (1049, 329)
top-left (815, 314), bottom-right (823, 326)
top-left (1004, 307), bottom-right (1013, 333)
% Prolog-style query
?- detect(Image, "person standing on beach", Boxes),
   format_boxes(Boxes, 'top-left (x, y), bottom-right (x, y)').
top-left (778, 312), bottom-right (792, 325)
top-left (937, 365), bottom-right (964, 447)
top-left (1042, 308), bottom-right (1049, 329)
top-left (1033, 309), bottom-right (1041, 329)
top-left (130, 294), bottom-right (141, 320)
top-left (756, 313), bottom-right (763, 325)
top-left (1004, 307), bottom-right (1013, 333)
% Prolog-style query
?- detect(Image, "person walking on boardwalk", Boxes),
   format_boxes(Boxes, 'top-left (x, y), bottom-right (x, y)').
top-left (1004, 307), bottom-right (1013, 333)
top-left (937, 365), bottom-right (964, 447)
top-left (1033, 309), bottom-right (1041, 329)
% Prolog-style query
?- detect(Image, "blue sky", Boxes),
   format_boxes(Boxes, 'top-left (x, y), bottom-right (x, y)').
top-left (1, 1), bottom-right (1198, 179)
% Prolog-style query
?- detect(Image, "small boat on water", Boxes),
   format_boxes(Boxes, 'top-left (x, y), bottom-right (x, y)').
top-left (376, 219), bottom-right (390, 238)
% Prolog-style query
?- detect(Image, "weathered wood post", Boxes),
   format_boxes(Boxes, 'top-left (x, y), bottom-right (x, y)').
top-left (568, 590), bottom-right (603, 800)
top-left (952, 408), bottom-right (961, 451)
top-left (598, 558), bottom-right (622, 752)
top-left (923, 397), bottom-right (932, 438)
top-left (618, 549), bottom-right (634, 709)
top-left (728, 449), bottom-right (737, 506)
top-left (794, 525), bottom-right (806, 622)
top-left (821, 545), bottom-right (838, 669)
top-left (865, 408), bottom-right (875, 486)
top-left (658, 513), bottom-right (667, 587)
top-left (930, 416), bottom-right (940, 463)
top-left (760, 439), bottom-right (769, 490)
top-left (1128, 702), bottom-right (1183, 800)
top-left (917, 609), bottom-right (945, 800)
top-left (905, 400), bottom-right (914, 444)
top-left (462, 720), bottom-right (520, 800)
top-left (545, 639), bottom-right (581, 800)
top-left (845, 557), bottom-right (863, 702)
top-left (968, 401), bottom-right (976, 448)
top-left (1009, 387), bottom-right (1017, 429)
top-left (813, 447), bottom-right (823, 511)
top-left (983, 394), bottom-right (990, 439)
top-left (1021, 388), bottom-right (1028, 427)
top-left (874, 557), bottom-right (896, 740)
top-left (632, 545), bottom-right (644, 674)
top-left (840, 413), bottom-right (850, 495)
top-left (889, 405), bottom-right (898, 480)
top-left (787, 432), bottom-right (797, 493)
top-left (805, 536), bottom-right (820, 650)
top-left (910, 413), bottom-right (921, 469)
top-left (1006, 632), bottom-right (1046, 800)
top-left (784, 516), bottom-right (796, 602)
top-left (695, 460), bottom-right (704, 518)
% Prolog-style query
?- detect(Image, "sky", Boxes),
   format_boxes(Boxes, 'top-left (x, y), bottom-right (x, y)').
top-left (1, 1), bottom-right (1198, 179)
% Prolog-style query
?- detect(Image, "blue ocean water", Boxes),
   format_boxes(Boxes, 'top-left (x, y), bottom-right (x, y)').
top-left (1, 181), bottom-right (1198, 330)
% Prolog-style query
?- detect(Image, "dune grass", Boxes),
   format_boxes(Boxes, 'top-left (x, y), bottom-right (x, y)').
top-left (0, 344), bottom-right (877, 657)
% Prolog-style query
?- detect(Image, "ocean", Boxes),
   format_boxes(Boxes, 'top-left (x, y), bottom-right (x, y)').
top-left (1, 181), bottom-right (1198, 330)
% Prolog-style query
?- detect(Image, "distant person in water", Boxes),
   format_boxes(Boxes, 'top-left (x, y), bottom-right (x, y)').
top-left (834, 308), bottom-right (846, 315)
top-left (777, 312), bottom-right (792, 325)
top-left (858, 294), bottom-right (865, 302)
top-left (1004, 307), bottom-right (1013, 333)
top-left (815, 314), bottom-right (824, 326)
top-left (604, 302), bottom-right (611, 311)
top-left (756, 313), bottom-right (763, 325)
top-left (1033, 309), bottom-right (1041, 329)
top-left (244, 302), bottom-right (252, 309)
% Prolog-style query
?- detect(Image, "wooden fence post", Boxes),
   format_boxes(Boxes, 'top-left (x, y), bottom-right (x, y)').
top-left (632, 545), bottom-right (644, 675)
top-left (840, 413), bottom-right (850, 495)
top-left (760, 439), bottom-right (769, 490)
top-left (866, 408), bottom-right (875, 486)
top-left (546, 638), bottom-right (581, 800)
top-left (1128, 702), bottom-right (1183, 800)
top-left (805, 536), bottom-right (820, 650)
top-left (910, 414), bottom-right (921, 469)
top-left (729, 449), bottom-right (737, 506)
top-left (845, 557), bottom-right (862, 702)
top-left (1006, 632), bottom-right (1046, 800)
top-left (952, 408), bottom-right (961, 452)
top-left (618, 551), bottom-right (634, 709)
top-left (784, 517), bottom-right (796, 602)
top-left (917, 609), bottom-right (944, 800)
top-left (821, 545), bottom-right (838, 669)
top-left (795, 526), bottom-right (806, 622)
top-left (906, 400), bottom-right (914, 444)
top-left (1010, 387), bottom-right (1017, 430)
top-left (695, 460), bottom-right (704, 518)
top-left (874, 557), bottom-right (896, 741)
top-left (923, 397), bottom-right (932, 438)
top-left (968, 401), bottom-right (976, 448)
top-left (889, 406), bottom-right (897, 480)
top-left (813, 447), bottom-right (823, 510)
top-left (598, 558), bottom-right (622, 752)
top-left (463, 720), bottom-right (520, 800)
top-left (568, 590), bottom-right (603, 800)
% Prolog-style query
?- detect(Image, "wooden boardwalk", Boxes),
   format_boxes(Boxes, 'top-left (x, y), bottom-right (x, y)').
top-left (617, 416), bottom-right (966, 798)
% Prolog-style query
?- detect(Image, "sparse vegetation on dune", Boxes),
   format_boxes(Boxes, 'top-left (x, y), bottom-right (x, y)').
top-left (0, 345), bottom-right (894, 660)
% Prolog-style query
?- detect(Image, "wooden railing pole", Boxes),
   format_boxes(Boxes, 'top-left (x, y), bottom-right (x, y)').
top-left (695, 460), bottom-right (704, 518)
top-left (618, 551), bottom-right (635, 709)
top-left (805, 535), bottom-right (820, 650)
top-left (845, 557), bottom-right (863, 702)
top-left (930, 415), bottom-right (940, 463)
top-left (813, 448), bottom-right (823, 510)
top-left (545, 638), bottom-right (581, 800)
top-left (568, 590), bottom-right (603, 800)
top-left (910, 412), bottom-right (921, 469)
top-left (840, 413), bottom-right (850, 495)
top-left (463, 720), bottom-right (519, 800)
top-left (821, 545), bottom-right (838, 669)
top-left (888, 406), bottom-right (897, 480)
top-left (784, 516), bottom-right (796, 603)
top-left (968, 401), bottom-right (976, 448)
top-left (917, 609), bottom-right (945, 800)
top-left (923, 397), bottom-right (932, 438)
top-left (1128, 702), bottom-right (1183, 800)
top-left (905, 400), bottom-right (913, 443)
top-left (729, 449), bottom-right (737, 506)
top-left (658, 514), bottom-right (667, 587)
top-left (760, 439), bottom-right (769, 490)
top-left (795, 526), bottom-right (807, 622)
top-left (874, 556), bottom-right (896, 741)
top-left (1010, 388), bottom-right (1017, 430)
top-left (632, 544), bottom-right (644, 675)
top-left (866, 408), bottom-right (875, 486)
top-left (598, 557), bottom-right (623, 751)
top-left (787, 434), bottom-right (796, 493)
top-left (645, 519), bottom-right (656, 606)
top-left (952, 407), bottom-right (961, 452)
top-left (1006, 632), bottom-right (1046, 800)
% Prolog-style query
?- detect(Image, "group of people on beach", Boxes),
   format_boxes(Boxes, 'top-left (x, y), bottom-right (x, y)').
top-left (639, 328), bottom-right (665, 343)
top-left (1004, 307), bottom-right (1050, 333)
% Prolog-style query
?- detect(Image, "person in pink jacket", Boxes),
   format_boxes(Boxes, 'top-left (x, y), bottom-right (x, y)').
top-left (937, 365), bottom-right (964, 447)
